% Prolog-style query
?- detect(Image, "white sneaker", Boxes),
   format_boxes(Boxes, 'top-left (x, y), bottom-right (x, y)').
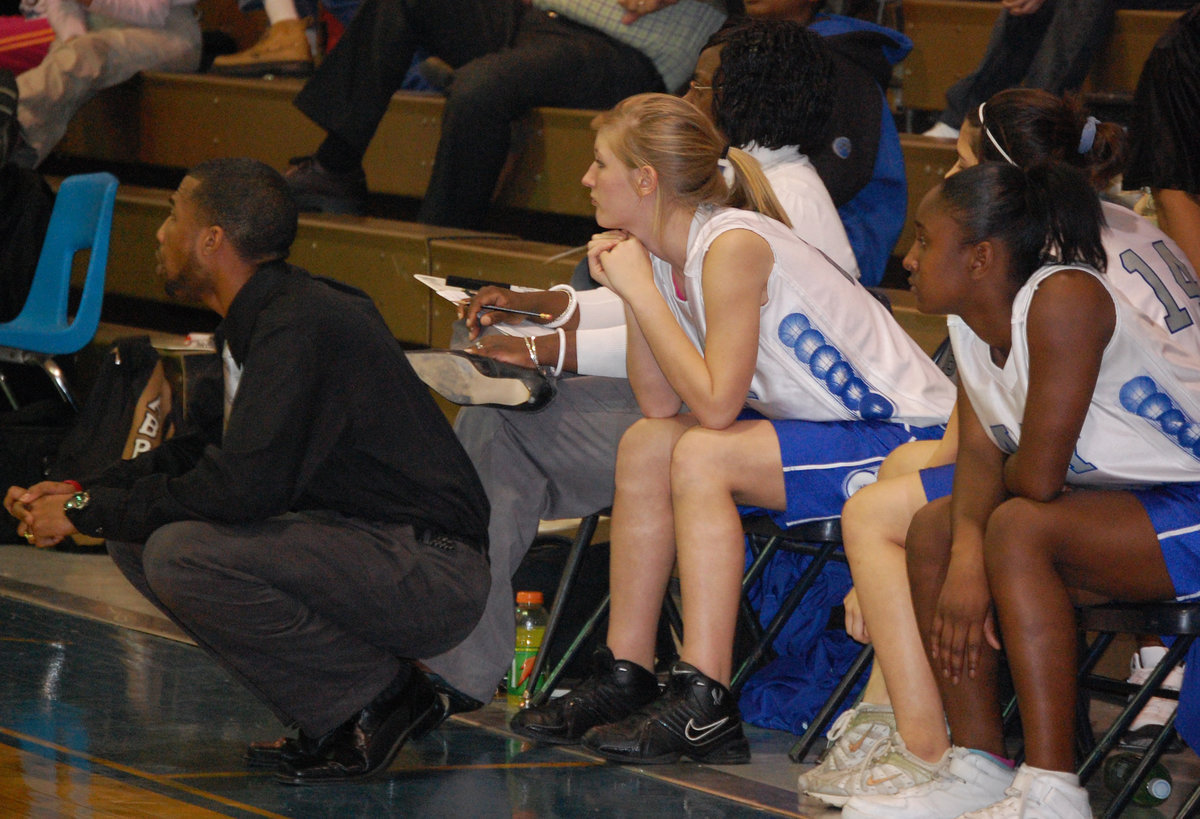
top-left (923, 122), bottom-right (960, 140)
top-left (1123, 647), bottom-right (1184, 750)
top-left (804, 731), bottom-right (947, 807)
top-left (796, 703), bottom-right (896, 793)
top-left (841, 746), bottom-right (1014, 819)
top-left (957, 764), bottom-right (1092, 818)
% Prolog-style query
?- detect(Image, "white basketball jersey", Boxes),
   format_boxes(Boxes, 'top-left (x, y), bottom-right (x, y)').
top-left (951, 264), bottom-right (1200, 487)
top-left (1102, 201), bottom-right (1200, 356)
top-left (652, 207), bottom-right (955, 425)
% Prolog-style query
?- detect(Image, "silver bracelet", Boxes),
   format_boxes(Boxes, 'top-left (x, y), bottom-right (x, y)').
top-left (544, 284), bottom-right (578, 328)
top-left (524, 335), bottom-right (540, 369)
top-left (552, 327), bottom-right (566, 377)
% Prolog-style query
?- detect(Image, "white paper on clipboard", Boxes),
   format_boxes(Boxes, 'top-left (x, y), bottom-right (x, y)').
top-left (414, 274), bottom-right (553, 337)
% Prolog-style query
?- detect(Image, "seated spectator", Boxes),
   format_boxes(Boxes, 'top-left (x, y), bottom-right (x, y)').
top-left (823, 91), bottom-right (1200, 819)
top-left (3, 158), bottom-right (491, 784)
top-left (0, 0), bottom-right (55, 74)
top-left (208, 0), bottom-right (360, 77)
top-left (1124, 2), bottom-right (1200, 275)
top-left (0, 68), bottom-right (54, 321)
top-left (407, 19), bottom-right (893, 709)
top-left (12, 0), bottom-right (200, 167)
top-left (283, 0), bottom-right (730, 226)
top-left (506, 93), bottom-right (954, 762)
top-left (923, 0), bottom-right (1194, 140)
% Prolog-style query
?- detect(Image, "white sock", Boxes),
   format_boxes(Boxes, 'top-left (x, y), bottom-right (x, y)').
top-left (263, 0), bottom-right (298, 24)
top-left (1022, 764), bottom-right (1080, 788)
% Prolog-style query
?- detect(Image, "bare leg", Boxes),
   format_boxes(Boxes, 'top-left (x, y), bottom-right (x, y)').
top-left (906, 496), bottom-right (1006, 756)
top-left (605, 415), bottom-right (698, 671)
top-left (984, 491), bottom-right (1174, 771)
top-left (844, 471), bottom-right (951, 762)
top-left (669, 420), bottom-right (786, 686)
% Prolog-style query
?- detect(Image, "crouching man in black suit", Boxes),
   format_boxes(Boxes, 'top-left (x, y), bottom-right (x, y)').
top-left (5, 157), bottom-right (491, 784)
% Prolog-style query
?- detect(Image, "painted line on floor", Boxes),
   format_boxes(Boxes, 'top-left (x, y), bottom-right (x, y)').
top-left (0, 726), bottom-right (288, 819)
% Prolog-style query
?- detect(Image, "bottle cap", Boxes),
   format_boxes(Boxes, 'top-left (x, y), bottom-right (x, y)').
top-left (516, 591), bottom-right (544, 605)
top-left (1147, 778), bottom-right (1172, 800)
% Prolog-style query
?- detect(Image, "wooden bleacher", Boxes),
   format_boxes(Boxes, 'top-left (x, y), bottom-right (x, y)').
top-left (99, 185), bottom-right (583, 348)
top-left (93, 186), bottom-right (948, 363)
top-left (68, 0), bottom-right (1172, 371)
top-left (56, 3), bottom-right (1179, 278)
top-left (58, 74), bottom-right (597, 220)
top-left (899, 0), bottom-right (1183, 112)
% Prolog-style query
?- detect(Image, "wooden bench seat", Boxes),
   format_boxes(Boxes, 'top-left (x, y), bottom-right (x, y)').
top-left (92, 185), bottom-right (581, 348)
top-left (899, 0), bottom-right (1183, 112)
top-left (58, 73), bottom-right (597, 219)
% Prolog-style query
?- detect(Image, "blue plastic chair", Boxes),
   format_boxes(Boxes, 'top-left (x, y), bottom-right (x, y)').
top-left (0, 172), bottom-right (118, 409)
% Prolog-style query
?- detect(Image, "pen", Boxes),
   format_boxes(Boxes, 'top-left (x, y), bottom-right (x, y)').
top-left (480, 305), bottom-right (554, 321)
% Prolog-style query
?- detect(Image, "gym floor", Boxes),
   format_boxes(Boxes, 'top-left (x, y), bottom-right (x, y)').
top-left (1, 543), bottom-right (1197, 817)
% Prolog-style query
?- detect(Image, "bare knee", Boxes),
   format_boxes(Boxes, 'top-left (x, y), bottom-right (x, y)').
top-left (983, 497), bottom-right (1053, 582)
top-left (842, 479), bottom-right (889, 561)
top-left (668, 426), bottom-right (730, 503)
top-left (616, 417), bottom-right (683, 483)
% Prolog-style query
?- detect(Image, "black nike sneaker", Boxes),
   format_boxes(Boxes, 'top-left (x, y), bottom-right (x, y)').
top-left (509, 646), bottom-right (659, 744)
top-left (581, 661), bottom-right (751, 765)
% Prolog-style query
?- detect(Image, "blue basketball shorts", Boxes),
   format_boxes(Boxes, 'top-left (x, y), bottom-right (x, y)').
top-left (737, 409), bottom-right (944, 528)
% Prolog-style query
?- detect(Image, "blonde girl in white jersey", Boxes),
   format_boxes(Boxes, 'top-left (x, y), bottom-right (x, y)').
top-left (509, 92), bottom-right (955, 764)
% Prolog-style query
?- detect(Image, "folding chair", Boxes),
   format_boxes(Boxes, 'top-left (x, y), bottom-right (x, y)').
top-left (1073, 601), bottom-right (1200, 819)
top-left (0, 172), bottom-right (118, 410)
top-left (524, 507), bottom-right (684, 707)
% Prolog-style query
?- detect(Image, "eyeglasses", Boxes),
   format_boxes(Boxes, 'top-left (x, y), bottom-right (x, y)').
top-left (689, 80), bottom-right (713, 92)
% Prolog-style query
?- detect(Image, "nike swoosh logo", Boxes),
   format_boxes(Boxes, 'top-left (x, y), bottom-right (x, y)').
top-left (848, 736), bottom-right (866, 753)
top-left (684, 717), bottom-right (729, 742)
top-left (866, 773), bottom-right (902, 787)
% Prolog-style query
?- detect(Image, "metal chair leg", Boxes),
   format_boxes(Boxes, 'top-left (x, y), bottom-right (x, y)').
top-left (789, 643), bottom-right (874, 762)
top-left (40, 356), bottom-right (78, 410)
top-left (526, 512), bottom-right (600, 702)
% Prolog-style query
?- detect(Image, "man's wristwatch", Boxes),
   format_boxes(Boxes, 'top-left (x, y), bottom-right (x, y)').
top-left (63, 491), bottom-right (90, 516)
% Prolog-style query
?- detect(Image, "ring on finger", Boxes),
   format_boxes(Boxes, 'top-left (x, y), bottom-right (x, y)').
top-left (23, 532), bottom-right (34, 543)
top-left (473, 340), bottom-right (484, 351)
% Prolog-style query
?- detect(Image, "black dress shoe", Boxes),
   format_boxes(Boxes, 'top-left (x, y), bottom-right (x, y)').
top-left (425, 671), bottom-right (485, 730)
top-left (276, 666), bottom-right (442, 785)
top-left (284, 155), bottom-right (368, 215)
top-left (406, 350), bottom-right (556, 411)
top-left (244, 721), bottom-right (352, 768)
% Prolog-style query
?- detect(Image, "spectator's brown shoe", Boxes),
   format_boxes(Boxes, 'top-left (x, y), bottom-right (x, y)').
top-left (210, 18), bottom-right (314, 77)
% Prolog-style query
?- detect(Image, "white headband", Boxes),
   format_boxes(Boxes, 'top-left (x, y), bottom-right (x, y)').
top-left (978, 102), bottom-right (1016, 167)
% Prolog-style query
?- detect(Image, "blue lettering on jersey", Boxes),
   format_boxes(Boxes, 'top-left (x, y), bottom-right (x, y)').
top-left (989, 423), bottom-right (1097, 474)
top-left (1119, 375), bottom-right (1200, 460)
top-left (1120, 243), bottom-right (1200, 334)
top-left (778, 312), bottom-right (895, 420)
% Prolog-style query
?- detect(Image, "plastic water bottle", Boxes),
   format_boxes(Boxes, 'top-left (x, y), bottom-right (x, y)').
top-left (1102, 751), bottom-right (1173, 807)
top-left (508, 591), bottom-right (548, 706)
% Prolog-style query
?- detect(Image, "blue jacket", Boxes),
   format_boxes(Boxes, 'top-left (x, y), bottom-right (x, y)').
top-left (810, 14), bottom-right (912, 287)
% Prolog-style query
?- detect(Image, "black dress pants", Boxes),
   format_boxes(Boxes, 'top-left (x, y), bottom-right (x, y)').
top-left (293, 0), bottom-right (664, 229)
top-left (108, 512), bottom-right (490, 736)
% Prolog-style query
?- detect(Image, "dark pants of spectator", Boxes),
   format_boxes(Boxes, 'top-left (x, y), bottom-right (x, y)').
top-left (107, 511), bottom-right (490, 737)
top-left (939, 0), bottom-right (1118, 128)
top-left (939, 0), bottom-right (1197, 129)
top-left (293, 0), bottom-right (664, 229)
